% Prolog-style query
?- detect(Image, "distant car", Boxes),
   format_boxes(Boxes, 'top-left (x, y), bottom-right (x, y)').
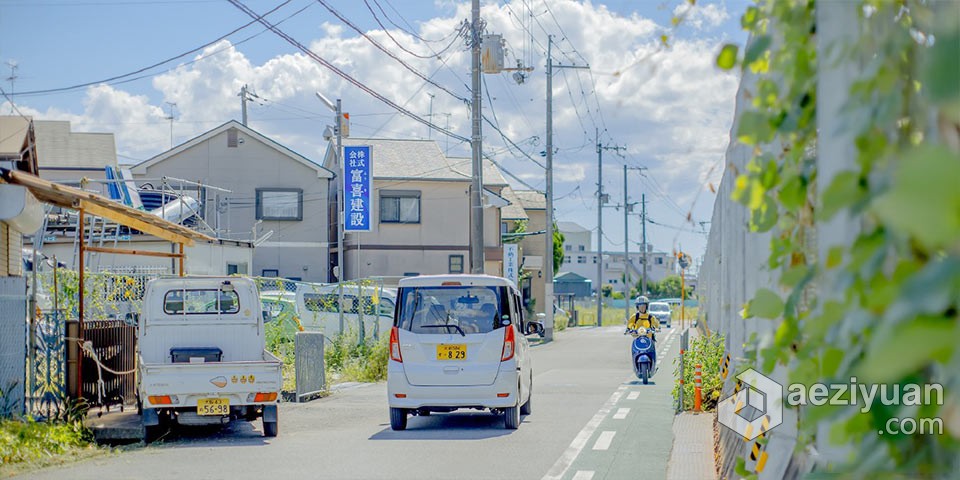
top-left (649, 301), bottom-right (672, 327)
top-left (386, 274), bottom-right (544, 430)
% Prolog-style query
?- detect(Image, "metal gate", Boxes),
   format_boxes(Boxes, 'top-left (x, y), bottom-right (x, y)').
top-left (81, 320), bottom-right (136, 409)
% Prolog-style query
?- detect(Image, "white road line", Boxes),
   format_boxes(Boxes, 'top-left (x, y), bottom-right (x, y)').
top-left (541, 386), bottom-right (626, 480)
top-left (572, 471), bottom-right (595, 480)
top-left (613, 408), bottom-right (630, 419)
top-left (592, 431), bottom-right (616, 450)
top-left (627, 391), bottom-right (640, 400)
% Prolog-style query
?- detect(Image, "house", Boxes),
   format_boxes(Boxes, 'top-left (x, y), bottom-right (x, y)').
top-left (0, 118), bottom-right (42, 416)
top-left (29, 119), bottom-right (117, 195)
top-left (322, 138), bottom-right (506, 280)
top-left (508, 189), bottom-right (548, 316)
top-left (554, 271), bottom-right (592, 298)
top-left (132, 120), bottom-right (333, 281)
top-left (557, 221), bottom-right (677, 295)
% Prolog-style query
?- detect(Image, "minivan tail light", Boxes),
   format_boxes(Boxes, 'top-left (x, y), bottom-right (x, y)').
top-left (501, 324), bottom-right (515, 361)
top-left (390, 326), bottom-right (403, 363)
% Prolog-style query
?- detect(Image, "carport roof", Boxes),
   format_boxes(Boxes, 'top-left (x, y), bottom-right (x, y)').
top-left (1, 168), bottom-right (214, 246)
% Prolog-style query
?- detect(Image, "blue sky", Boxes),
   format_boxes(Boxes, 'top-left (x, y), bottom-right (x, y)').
top-left (1, 0), bottom-right (752, 270)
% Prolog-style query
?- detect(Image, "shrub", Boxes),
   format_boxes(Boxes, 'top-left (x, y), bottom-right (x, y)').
top-left (673, 332), bottom-right (725, 412)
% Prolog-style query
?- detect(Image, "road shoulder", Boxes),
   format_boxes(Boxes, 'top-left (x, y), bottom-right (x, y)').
top-left (666, 412), bottom-right (718, 480)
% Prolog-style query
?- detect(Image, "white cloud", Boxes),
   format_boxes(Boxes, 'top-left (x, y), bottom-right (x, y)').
top-left (12, 0), bottom-right (741, 255)
top-left (674, 2), bottom-right (730, 30)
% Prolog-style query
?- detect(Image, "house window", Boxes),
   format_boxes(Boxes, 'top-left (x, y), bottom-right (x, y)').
top-left (261, 269), bottom-right (279, 278)
top-left (578, 245), bottom-right (585, 252)
top-left (227, 263), bottom-right (247, 275)
top-left (565, 245), bottom-right (571, 252)
top-left (564, 256), bottom-right (571, 263)
top-left (593, 256), bottom-right (598, 264)
top-left (449, 255), bottom-right (464, 274)
top-left (577, 256), bottom-right (586, 264)
top-left (657, 257), bottom-right (664, 265)
top-left (380, 190), bottom-right (420, 223)
top-left (256, 188), bottom-right (303, 221)
top-left (227, 128), bottom-right (239, 148)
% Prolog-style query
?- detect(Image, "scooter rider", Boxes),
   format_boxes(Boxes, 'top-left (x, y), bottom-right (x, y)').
top-left (627, 296), bottom-right (660, 340)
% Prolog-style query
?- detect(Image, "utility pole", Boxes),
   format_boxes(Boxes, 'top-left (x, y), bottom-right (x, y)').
top-left (547, 35), bottom-right (588, 335)
top-left (427, 93), bottom-right (435, 140)
top-left (239, 84), bottom-right (249, 126)
top-left (595, 133), bottom-right (624, 327)
top-left (469, 0), bottom-right (485, 274)
top-left (622, 165), bottom-right (632, 324)
top-left (596, 129), bottom-right (603, 327)
top-left (641, 193), bottom-right (648, 296)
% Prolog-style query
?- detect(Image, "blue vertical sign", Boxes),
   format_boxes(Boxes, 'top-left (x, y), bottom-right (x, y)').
top-left (343, 146), bottom-right (372, 232)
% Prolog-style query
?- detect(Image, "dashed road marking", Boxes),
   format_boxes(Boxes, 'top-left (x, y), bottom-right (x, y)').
top-left (542, 386), bottom-right (626, 480)
top-left (627, 392), bottom-right (640, 400)
top-left (592, 431), bottom-right (616, 451)
top-left (613, 408), bottom-right (630, 419)
top-left (572, 471), bottom-right (595, 480)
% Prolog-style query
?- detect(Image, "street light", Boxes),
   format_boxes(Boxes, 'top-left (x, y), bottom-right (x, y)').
top-left (316, 91), bottom-right (345, 335)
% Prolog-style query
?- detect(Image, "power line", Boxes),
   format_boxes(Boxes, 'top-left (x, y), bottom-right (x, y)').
top-left (8, 0), bottom-right (305, 97)
top-left (315, 0), bottom-right (470, 104)
top-left (226, 0), bottom-right (469, 143)
top-left (362, 0), bottom-right (462, 58)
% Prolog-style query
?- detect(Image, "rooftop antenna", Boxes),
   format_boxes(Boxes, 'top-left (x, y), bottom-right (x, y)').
top-left (164, 102), bottom-right (177, 149)
top-left (5, 60), bottom-right (18, 114)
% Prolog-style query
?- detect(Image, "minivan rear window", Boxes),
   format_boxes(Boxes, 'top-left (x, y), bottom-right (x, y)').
top-left (396, 286), bottom-right (508, 335)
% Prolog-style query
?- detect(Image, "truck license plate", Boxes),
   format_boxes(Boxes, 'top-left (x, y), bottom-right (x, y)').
top-left (436, 344), bottom-right (467, 360)
top-left (197, 398), bottom-right (229, 415)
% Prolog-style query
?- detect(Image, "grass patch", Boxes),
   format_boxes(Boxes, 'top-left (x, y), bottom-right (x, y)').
top-left (325, 331), bottom-right (389, 384)
top-left (0, 418), bottom-right (102, 476)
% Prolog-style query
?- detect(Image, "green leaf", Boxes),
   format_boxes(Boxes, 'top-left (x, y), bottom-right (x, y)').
top-left (872, 145), bottom-right (960, 251)
top-left (826, 246), bottom-right (844, 269)
top-left (750, 195), bottom-right (778, 232)
top-left (922, 30), bottom-right (960, 104)
top-left (744, 35), bottom-right (771, 66)
top-left (859, 316), bottom-right (957, 382)
top-left (745, 288), bottom-right (784, 319)
top-left (778, 174), bottom-right (806, 212)
top-left (737, 111), bottom-right (773, 146)
top-left (780, 264), bottom-right (810, 289)
top-left (741, 6), bottom-right (759, 30)
top-left (716, 44), bottom-right (739, 70)
top-left (820, 171), bottom-right (862, 221)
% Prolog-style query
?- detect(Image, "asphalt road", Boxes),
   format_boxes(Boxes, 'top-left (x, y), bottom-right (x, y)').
top-left (26, 325), bottom-right (681, 480)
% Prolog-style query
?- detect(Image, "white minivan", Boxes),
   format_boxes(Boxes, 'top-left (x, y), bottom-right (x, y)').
top-left (386, 275), bottom-right (544, 430)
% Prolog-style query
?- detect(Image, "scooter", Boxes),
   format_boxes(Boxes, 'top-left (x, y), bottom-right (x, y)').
top-left (625, 328), bottom-right (656, 384)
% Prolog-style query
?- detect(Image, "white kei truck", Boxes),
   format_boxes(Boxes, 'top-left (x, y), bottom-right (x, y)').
top-left (137, 276), bottom-right (282, 441)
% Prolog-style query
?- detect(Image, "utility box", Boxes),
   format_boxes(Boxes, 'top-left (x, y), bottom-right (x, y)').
top-left (481, 34), bottom-right (505, 74)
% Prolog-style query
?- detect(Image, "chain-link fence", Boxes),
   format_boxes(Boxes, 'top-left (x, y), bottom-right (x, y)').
top-left (253, 276), bottom-right (394, 395)
top-left (1, 277), bottom-right (27, 417)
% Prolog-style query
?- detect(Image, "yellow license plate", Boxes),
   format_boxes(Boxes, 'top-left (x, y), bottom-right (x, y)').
top-left (436, 344), bottom-right (467, 360)
top-left (197, 398), bottom-right (229, 416)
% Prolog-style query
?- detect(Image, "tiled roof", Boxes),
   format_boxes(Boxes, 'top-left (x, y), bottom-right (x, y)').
top-left (500, 186), bottom-right (529, 221)
top-left (513, 189), bottom-right (546, 210)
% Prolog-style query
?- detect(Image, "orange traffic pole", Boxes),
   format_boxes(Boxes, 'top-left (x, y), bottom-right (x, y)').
top-left (694, 363), bottom-right (703, 413)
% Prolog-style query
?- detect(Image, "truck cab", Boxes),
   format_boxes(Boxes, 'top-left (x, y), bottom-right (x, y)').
top-left (138, 276), bottom-right (282, 440)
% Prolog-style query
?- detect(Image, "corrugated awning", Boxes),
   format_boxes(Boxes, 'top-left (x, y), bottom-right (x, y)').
top-left (0, 168), bottom-right (214, 246)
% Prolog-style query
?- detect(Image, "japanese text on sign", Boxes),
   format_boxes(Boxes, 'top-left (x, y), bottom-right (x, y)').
top-left (343, 146), bottom-right (372, 232)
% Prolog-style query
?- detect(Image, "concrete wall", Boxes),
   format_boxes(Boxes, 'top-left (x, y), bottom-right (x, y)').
top-left (135, 128), bottom-right (331, 282)
top-left (701, 4), bottom-right (861, 478)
